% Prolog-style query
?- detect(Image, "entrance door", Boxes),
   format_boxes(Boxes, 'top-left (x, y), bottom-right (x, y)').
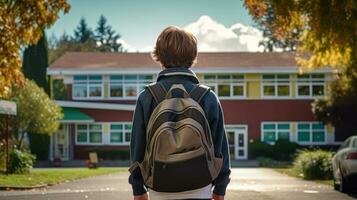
top-left (53, 124), bottom-right (69, 161)
top-left (226, 126), bottom-right (248, 160)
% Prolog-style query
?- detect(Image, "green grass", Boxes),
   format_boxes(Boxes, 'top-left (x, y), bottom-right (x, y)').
top-left (272, 166), bottom-right (333, 186)
top-left (0, 167), bottom-right (126, 188)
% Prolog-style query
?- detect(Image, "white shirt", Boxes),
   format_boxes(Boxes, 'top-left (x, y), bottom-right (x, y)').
top-left (148, 184), bottom-right (212, 200)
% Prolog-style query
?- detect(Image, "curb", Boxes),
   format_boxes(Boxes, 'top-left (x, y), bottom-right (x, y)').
top-left (0, 184), bottom-right (48, 191)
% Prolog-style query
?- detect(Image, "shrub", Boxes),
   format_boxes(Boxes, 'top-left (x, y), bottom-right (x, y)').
top-left (292, 149), bottom-right (333, 180)
top-left (249, 140), bottom-right (274, 158)
top-left (273, 139), bottom-right (300, 161)
top-left (96, 150), bottom-right (130, 160)
top-left (9, 149), bottom-right (36, 174)
top-left (249, 139), bottom-right (300, 161)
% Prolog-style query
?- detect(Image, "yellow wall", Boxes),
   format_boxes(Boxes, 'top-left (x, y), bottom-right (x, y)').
top-left (245, 74), bottom-right (261, 99)
top-left (103, 82), bottom-right (109, 98)
top-left (290, 74), bottom-right (297, 98)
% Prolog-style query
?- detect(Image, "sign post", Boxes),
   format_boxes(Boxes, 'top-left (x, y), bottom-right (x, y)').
top-left (0, 100), bottom-right (17, 175)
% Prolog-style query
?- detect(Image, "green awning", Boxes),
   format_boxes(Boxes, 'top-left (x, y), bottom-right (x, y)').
top-left (60, 107), bottom-right (94, 123)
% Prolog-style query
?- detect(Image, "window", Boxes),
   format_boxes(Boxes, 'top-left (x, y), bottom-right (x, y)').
top-left (109, 75), bottom-right (153, 98)
top-left (110, 123), bottom-right (132, 144)
top-left (262, 74), bottom-right (290, 97)
top-left (202, 74), bottom-right (245, 98)
top-left (76, 124), bottom-right (103, 144)
top-left (73, 75), bottom-right (103, 99)
top-left (297, 122), bottom-right (326, 144)
top-left (297, 74), bottom-right (325, 97)
top-left (262, 123), bottom-right (290, 143)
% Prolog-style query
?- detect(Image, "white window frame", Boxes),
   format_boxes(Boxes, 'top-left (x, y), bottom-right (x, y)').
top-left (108, 75), bottom-right (154, 99)
top-left (261, 74), bottom-right (291, 99)
top-left (296, 122), bottom-right (327, 145)
top-left (72, 75), bottom-right (104, 100)
top-left (296, 74), bottom-right (326, 99)
top-left (109, 122), bottom-right (132, 145)
top-left (75, 123), bottom-right (104, 145)
top-left (261, 122), bottom-right (291, 144)
top-left (202, 74), bottom-right (246, 99)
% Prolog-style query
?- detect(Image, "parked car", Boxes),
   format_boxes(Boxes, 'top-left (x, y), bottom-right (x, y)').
top-left (332, 135), bottom-right (357, 193)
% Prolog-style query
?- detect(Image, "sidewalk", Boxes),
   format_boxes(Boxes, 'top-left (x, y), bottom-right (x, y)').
top-left (0, 168), bottom-right (356, 200)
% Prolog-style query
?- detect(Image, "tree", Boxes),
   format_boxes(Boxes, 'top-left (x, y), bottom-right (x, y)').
top-left (244, 0), bottom-right (357, 137)
top-left (253, 3), bottom-right (300, 52)
top-left (22, 32), bottom-right (50, 94)
top-left (95, 15), bottom-right (124, 52)
top-left (10, 80), bottom-right (63, 149)
top-left (0, 0), bottom-right (70, 98)
top-left (74, 17), bottom-right (95, 43)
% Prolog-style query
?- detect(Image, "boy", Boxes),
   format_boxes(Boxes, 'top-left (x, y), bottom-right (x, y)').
top-left (129, 26), bottom-right (231, 200)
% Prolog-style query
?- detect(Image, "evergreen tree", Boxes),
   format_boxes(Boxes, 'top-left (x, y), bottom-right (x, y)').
top-left (74, 17), bottom-right (94, 43)
top-left (95, 15), bottom-right (124, 52)
top-left (22, 32), bottom-right (50, 94)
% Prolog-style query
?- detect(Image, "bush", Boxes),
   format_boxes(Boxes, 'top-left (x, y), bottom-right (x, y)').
top-left (273, 139), bottom-right (300, 161)
top-left (96, 150), bottom-right (130, 160)
top-left (9, 149), bottom-right (36, 174)
top-left (292, 149), bottom-right (333, 180)
top-left (249, 139), bottom-right (300, 161)
top-left (28, 133), bottom-right (50, 160)
top-left (249, 140), bottom-right (274, 158)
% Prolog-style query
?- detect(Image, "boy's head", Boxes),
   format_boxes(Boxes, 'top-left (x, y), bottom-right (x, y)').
top-left (152, 26), bottom-right (197, 68)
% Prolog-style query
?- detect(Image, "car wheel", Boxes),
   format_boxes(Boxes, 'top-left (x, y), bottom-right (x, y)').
top-left (333, 177), bottom-right (339, 191)
top-left (339, 167), bottom-right (350, 193)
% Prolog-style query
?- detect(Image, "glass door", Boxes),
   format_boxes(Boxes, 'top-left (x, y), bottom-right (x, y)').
top-left (54, 124), bottom-right (69, 161)
top-left (226, 127), bottom-right (248, 160)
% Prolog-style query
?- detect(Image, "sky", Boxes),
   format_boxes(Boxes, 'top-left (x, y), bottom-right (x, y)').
top-left (48, 0), bottom-right (263, 52)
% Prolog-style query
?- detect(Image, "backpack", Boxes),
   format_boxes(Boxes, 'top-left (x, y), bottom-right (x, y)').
top-left (129, 82), bottom-right (223, 193)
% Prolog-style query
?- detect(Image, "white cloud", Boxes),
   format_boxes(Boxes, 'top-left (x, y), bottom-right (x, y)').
top-left (117, 38), bottom-right (137, 52)
top-left (184, 15), bottom-right (263, 52)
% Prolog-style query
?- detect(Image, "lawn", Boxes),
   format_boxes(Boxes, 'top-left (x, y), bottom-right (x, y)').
top-left (273, 166), bottom-right (333, 186)
top-left (0, 167), bottom-right (126, 188)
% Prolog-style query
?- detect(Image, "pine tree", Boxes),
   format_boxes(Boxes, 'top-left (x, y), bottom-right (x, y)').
top-left (74, 17), bottom-right (94, 43)
top-left (95, 15), bottom-right (124, 52)
top-left (22, 32), bottom-right (50, 94)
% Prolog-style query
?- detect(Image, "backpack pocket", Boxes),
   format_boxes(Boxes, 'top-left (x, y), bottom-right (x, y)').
top-left (152, 147), bottom-right (212, 192)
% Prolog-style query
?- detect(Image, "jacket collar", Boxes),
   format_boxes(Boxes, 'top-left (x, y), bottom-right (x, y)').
top-left (156, 66), bottom-right (199, 83)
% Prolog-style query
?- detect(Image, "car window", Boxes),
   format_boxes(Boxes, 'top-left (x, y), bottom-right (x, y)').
top-left (354, 138), bottom-right (357, 148)
top-left (339, 138), bottom-right (351, 150)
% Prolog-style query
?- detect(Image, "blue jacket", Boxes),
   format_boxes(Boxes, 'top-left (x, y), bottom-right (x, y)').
top-left (129, 66), bottom-right (231, 196)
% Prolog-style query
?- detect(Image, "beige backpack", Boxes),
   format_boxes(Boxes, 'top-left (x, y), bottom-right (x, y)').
top-left (129, 83), bottom-right (223, 192)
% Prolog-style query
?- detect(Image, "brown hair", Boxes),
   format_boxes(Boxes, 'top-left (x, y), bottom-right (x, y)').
top-left (152, 26), bottom-right (197, 68)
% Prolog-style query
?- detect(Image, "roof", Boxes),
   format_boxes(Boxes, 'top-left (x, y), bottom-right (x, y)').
top-left (47, 52), bottom-right (335, 75)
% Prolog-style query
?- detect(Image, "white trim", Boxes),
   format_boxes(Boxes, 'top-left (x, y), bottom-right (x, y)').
top-left (295, 121), bottom-right (327, 145)
top-left (261, 122), bottom-right (292, 144)
top-left (56, 100), bottom-right (135, 111)
top-left (47, 66), bottom-right (338, 75)
top-left (261, 74), bottom-right (292, 99)
top-left (60, 119), bottom-right (94, 123)
top-left (225, 124), bottom-right (248, 160)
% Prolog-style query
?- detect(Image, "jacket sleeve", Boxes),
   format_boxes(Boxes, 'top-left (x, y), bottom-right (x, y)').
top-left (204, 91), bottom-right (231, 195)
top-left (128, 94), bottom-right (147, 195)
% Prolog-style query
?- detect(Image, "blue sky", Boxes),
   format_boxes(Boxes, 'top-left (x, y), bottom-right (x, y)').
top-left (48, 0), bottom-right (261, 52)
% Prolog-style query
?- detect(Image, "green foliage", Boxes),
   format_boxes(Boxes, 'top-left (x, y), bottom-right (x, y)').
top-left (28, 133), bottom-right (50, 161)
top-left (313, 71), bottom-right (357, 134)
top-left (293, 149), bottom-right (333, 180)
top-left (74, 17), bottom-right (95, 43)
top-left (95, 15), bottom-right (123, 52)
top-left (22, 32), bottom-right (50, 94)
top-left (8, 149), bottom-right (36, 174)
top-left (96, 150), bottom-right (130, 160)
top-left (51, 79), bottom-right (68, 100)
top-left (10, 80), bottom-right (63, 148)
top-left (249, 139), bottom-right (300, 161)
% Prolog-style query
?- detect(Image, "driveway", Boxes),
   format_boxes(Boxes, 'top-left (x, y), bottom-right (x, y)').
top-left (0, 168), bottom-right (356, 200)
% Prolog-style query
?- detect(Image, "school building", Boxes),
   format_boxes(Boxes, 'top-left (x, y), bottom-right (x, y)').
top-left (47, 52), bottom-right (345, 161)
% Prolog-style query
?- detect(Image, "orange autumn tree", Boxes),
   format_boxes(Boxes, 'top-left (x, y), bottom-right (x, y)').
top-left (244, 0), bottom-right (357, 133)
top-left (0, 0), bottom-right (70, 98)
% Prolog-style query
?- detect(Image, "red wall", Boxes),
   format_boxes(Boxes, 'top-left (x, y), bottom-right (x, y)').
top-left (221, 100), bottom-right (316, 140)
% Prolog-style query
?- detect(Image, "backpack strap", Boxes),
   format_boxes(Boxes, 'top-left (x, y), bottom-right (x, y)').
top-left (146, 82), bottom-right (167, 105)
top-left (189, 84), bottom-right (210, 103)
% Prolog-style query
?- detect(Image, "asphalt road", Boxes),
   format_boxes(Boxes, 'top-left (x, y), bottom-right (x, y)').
top-left (0, 168), bottom-right (356, 200)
